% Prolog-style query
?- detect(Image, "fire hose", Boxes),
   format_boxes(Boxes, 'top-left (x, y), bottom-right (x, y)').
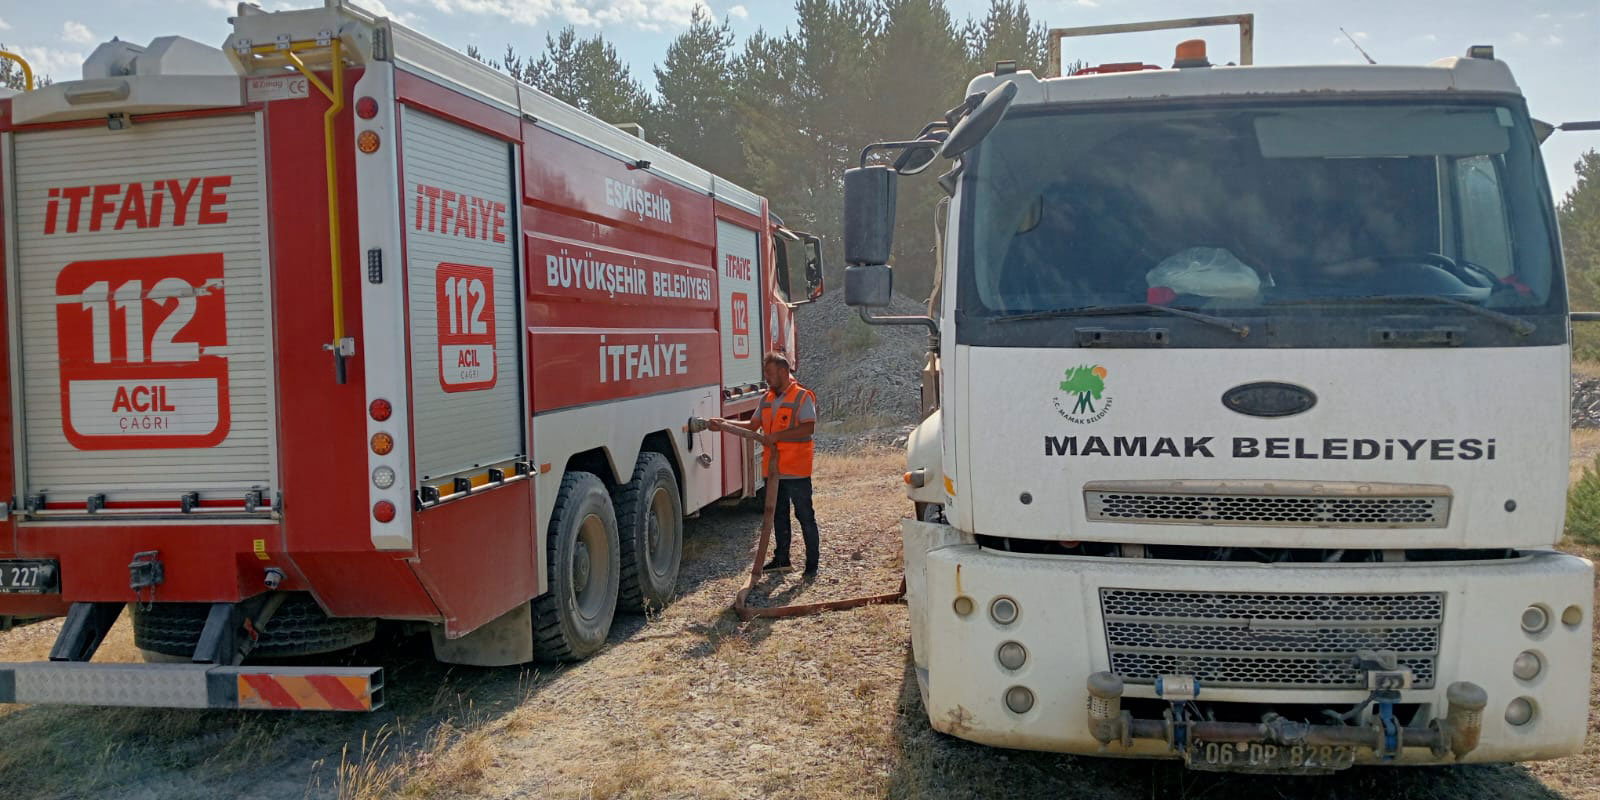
top-left (688, 417), bottom-right (905, 621)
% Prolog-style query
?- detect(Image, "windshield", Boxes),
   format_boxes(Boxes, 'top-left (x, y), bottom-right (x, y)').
top-left (957, 98), bottom-right (1564, 346)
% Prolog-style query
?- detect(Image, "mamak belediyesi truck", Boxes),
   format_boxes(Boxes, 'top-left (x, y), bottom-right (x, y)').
top-left (842, 13), bottom-right (1594, 773)
top-left (0, 0), bottom-right (822, 711)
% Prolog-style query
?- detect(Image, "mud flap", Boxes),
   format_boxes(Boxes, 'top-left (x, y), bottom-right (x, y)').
top-left (430, 601), bottom-right (534, 666)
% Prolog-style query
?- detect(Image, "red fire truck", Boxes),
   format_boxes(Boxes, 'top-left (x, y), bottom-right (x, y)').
top-left (0, 1), bottom-right (822, 711)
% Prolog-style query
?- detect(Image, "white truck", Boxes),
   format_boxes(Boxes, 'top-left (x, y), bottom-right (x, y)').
top-left (843, 15), bottom-right (1594, 773)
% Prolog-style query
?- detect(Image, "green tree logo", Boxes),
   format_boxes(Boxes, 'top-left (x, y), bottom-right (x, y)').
top-left (1060, 365), bottom-right (1108, 415)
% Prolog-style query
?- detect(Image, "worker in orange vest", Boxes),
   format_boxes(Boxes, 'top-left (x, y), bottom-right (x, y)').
top-left (708, 351), bottom-right (820, 577)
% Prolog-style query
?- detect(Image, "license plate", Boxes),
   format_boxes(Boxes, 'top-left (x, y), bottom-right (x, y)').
top-left (0, 561), bottom-right (58, 594)
top-left (1185, 739), bottom-right (1358, 774)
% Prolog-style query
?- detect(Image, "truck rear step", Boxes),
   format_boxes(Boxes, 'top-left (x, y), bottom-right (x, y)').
top-left (0, 662), bottom-right (383, 711)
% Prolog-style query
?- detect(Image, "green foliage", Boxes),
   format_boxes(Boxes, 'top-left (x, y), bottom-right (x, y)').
top-left (653, 7), bottom-right (744, 181)
top-left (1560, 150), bottom-right (1600, 312)
top-left (964, 0), bottom-right (1049, 75)
top-left (1573, 321), bottom-right (1600, 363)
top-left (0, 45), bottom-right (52, 91)
top-left (1565, 454), bottom-right (1600, 545)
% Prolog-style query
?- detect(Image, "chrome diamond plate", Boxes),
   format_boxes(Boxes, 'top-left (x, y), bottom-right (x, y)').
top-left (1100, 589), bottom-right (1444, 690)
top-left (12, 663), bottom-right (211, 708)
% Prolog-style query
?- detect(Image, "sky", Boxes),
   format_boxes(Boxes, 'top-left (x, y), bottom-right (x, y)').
top-left (0, 0), bottom-right (1596, 198)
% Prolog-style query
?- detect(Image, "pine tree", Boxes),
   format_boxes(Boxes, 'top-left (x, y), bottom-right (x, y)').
top-left (654, 7), bottom-right (743, 179)
top-left (527, 28), bottom-right (654, 127)
top-left (963, 0), bottom-right (1049, 75)
top-left (0, 46), bottom-right (52, 91)
top-left (869, 0), bottom-right (970, 301)
top-left (1560, 150), bottom-right (1600, 310)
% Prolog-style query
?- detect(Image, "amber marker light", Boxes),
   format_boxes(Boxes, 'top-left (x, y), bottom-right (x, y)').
top-left (371, 432), bottom-right (395, 455)
top-left (357, 130), bottom-right (382, 153)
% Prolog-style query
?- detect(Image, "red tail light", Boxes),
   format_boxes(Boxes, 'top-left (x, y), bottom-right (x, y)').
top-left (355, 96), bottom-right (379, 119)
top-left (369, 398), bottom-right (392, 421)
top-left (373, 500), bottom-right (396, 523)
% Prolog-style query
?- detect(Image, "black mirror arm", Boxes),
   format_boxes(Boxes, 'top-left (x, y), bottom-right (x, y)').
top-left (859, 140), bottom-right (942, 169)
top-left (858, 306), bottom-right (939, 350)
top-left (1571, 312), bottom-right (1600, 323)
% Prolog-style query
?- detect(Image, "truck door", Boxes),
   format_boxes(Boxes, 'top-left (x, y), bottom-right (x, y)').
top-left (398, 107), bottom-right (525, 488)
top-left (716, 219), bottom-right (762, 392)
top-left (8, 113), bottom-right (277, 515)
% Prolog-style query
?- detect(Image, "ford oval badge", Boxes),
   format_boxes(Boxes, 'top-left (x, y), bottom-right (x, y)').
top-left (1222, 382), bottom-right (1317, 418)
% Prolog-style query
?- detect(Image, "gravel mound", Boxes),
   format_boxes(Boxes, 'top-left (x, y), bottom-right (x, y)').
top-left (795, 290), bottom-right (930, 425)
top-left (794, 289), bottom-right (931, 449)
top-left (1575, 376), bottom-right (1600, 428)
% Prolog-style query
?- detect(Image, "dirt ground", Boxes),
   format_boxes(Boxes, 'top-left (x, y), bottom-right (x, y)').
top-left (0, 448), bottom-right (1596, 800)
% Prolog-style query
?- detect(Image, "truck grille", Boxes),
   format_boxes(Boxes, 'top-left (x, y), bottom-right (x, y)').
top-left (1100, 589), bottom-right (1444, 690)
top-left (1083, 482), bottom-right (1449, 528)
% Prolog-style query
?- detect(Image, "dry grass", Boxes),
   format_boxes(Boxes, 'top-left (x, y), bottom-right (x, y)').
top-left (1572, 360), bottom-right (1600, 382)
top-left (0, 445), bottom-right (1595, 799)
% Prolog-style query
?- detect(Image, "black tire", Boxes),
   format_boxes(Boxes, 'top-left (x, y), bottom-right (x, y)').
top-left (615, 452), bottom-right (683, 613)
top-left (131, 593), bottom-right (376, 659)
top-left (532, 471), bottom-right (620, 661)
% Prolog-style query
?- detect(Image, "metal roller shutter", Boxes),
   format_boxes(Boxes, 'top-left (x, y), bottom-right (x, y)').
top-left (9, 113), bottom-right (276, 510)
top-left (715, 219), bottom-right (762, 391)
top-left (399, 107), bottom-right (524, 482)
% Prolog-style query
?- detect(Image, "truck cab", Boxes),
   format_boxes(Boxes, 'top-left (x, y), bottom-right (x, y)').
top-left (847, 16), bottom-right (1593, 772)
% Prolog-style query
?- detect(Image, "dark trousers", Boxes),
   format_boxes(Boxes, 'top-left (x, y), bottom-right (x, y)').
top-left (774, 477), bottom-right (820, 570)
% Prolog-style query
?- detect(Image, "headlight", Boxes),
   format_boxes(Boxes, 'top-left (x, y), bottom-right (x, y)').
top-left (997, 642), bottom-right (1027, 670)
top-left (1521, 605), bottom-right (1548, 634)
top-left (1505, 697), bottom-right (1535, 726)
top-left (1512, 651), bottom-right (1541, 681)
top-left (990, 597), bottom-right (1019, 625)
top-left (1004, 686), bottom-right (1034, 714)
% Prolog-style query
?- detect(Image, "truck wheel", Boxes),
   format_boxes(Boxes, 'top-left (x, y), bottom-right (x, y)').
top-left (615, 452), bottom-right (683, 613)
top-left (532, 471), bottom-right (620, 661)
top-left (131, 593), bottom-right (376, 659)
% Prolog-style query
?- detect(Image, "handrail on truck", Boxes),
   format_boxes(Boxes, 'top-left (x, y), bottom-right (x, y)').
top-left (0, 50), bottom-right (35, 91)
top-left (241, 37), bottom-right (353, 383)
top-left (1045, 13), bottom-right (1255, 78)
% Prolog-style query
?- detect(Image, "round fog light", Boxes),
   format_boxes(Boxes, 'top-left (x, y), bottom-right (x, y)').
top-left (1004, 685), bottom-right (1034, 714)
top-left (990, 596), bottom-right (1019, 625)
top-left (1512, 651), bottom-right (1542, 681)
top-left (1505, 696), bottom-right (1535, 726)
top-left (1521, 605), bottom-right (1548, 634)
top-left (953, 596), bottom-right (974, 616)
top-left (372, 466), bottom-right (396, 490)
top-left (1562, 605), bottom-right (1583, 628)
top-left (997, 641), bottom-right (1027, 670)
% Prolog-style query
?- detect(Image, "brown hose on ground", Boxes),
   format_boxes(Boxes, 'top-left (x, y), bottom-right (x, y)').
top-left (698, 419), bottom-right (906, 621)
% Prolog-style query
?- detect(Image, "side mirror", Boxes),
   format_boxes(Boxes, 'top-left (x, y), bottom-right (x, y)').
top-left (844, 264), bottom-right (893, 308)
top-left (776, 230), bottom-right (826, 306)
top-left (844, 165), bottom-right (897, 266)
top-left (803, 234), bottom-right (825, 301)
top-left (940, 80), bottom-right (1017, 159)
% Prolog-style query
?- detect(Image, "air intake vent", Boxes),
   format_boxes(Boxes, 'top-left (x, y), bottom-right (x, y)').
top-left (1100, 588), bottom-right (1444, 690)
top-left (1083, 480), bottom-right (1450, 528)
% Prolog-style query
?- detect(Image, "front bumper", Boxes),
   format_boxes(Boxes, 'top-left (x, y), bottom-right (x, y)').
top-left (902, 520), bottom-right (1594, 764)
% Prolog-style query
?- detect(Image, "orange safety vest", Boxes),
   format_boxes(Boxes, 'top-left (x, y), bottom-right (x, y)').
top-left (759, 381), bottom-right (816, 479)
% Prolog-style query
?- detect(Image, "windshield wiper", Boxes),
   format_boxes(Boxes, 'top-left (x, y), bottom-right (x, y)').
top-left (990, 303), bottom-right (1250, 337)
top-left (1266, 294), bottom-right (1534, 336)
